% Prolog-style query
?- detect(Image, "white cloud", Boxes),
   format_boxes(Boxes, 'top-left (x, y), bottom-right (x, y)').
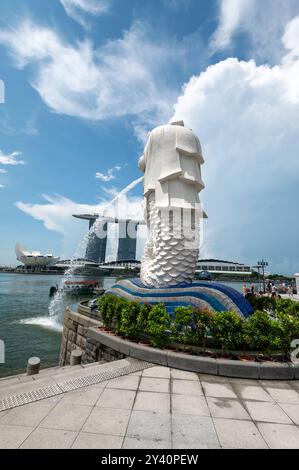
top-left (59, 0), bottom-right (110, 28)
top-left (211, 0), bottom-right (254, 51)
top-left (0, 20), bottom-right (182, 126)
top-left (0, 169), bottom-right (7, 174)
top-left (0, 19), bottom-right (203, 138)
top-left (95, 164), bottom-right (121, 182)
top-left (172, 16), bottom-right (299, 274)
top-left (0, 150), bottom-right (25, 165)
top-left (211, 0), bottom-right (299, 62)
top-left (0, 184), bottom-right (5, 188)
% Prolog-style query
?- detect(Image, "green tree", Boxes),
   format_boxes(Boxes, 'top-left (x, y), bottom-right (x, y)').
top-left (192, 308), bottom-right (213, 349)
top-left (210, 311), bottom-right (244, 353)
top-left (243, 310), bottom-right (281, 354)
top-left (119, 302), bottom-right (141, 339)
top-left (171, 307), bottom-right (194, 349)
top-left (276, 312), bottom-right (299, 357)
top-left (147, 304), bottom-right (171, 349)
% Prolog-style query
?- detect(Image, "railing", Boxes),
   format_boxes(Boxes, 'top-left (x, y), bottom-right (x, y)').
top-left (77, 301), bottom-right (99, 320)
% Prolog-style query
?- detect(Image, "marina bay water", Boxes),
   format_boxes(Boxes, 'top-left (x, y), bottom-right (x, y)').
top-left (0, 272), bottom-right (251, 378)
top-left (0, 273), bottom-right (117, 378)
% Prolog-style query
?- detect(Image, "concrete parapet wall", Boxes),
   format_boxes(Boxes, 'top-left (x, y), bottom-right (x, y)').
top-left (60, 306), bottom-right (299, 379)
top-left (59, 307), bottom-right (125, 366)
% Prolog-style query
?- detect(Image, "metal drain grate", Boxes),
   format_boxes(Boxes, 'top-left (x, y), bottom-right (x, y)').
top-left (59, 360), bottom-right (153, 392)
top-left (0, 359), bottom-right (153, 412)
top-left (0, 384), bottom-right (63, 412)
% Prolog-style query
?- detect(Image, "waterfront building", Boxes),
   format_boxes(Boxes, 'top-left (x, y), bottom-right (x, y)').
top-left (15, 244), bottom-right (59, 269)
top-left (196, 259), bottom-right (252, 275)
top-left (73, 214), bottom-right (145, 263)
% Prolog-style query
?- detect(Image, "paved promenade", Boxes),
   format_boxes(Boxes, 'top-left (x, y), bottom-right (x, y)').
top-left (1, 359), bottom-right (299, 449)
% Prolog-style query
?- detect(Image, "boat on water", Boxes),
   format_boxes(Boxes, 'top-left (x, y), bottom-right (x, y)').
top-left (63, 280), bottom-right (101, 295)
top-left (49, 280), bottom-right (106, 297)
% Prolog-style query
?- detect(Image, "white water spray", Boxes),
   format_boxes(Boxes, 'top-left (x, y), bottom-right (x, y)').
top-left (48, 176), bottom-right (144, 322)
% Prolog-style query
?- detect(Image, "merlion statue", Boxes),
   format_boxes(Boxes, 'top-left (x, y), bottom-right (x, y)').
top-left (138, 121), bottom-right (206, 288)
top-left (107, 121), bottom-right (253, 317)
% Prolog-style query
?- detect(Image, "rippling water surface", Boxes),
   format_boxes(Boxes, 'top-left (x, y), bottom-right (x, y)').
top-left (0, 273), bottom-right (251, 378)
top-left (0, 273), bottom-right (116, 378)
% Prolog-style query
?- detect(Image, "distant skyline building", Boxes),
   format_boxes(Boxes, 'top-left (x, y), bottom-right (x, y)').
top-left (15, 244), bottom-right (59, 268)
top-left (73, 214), bottom-right (145, 264)
top-left (196, 259), bottom-right (252, 275)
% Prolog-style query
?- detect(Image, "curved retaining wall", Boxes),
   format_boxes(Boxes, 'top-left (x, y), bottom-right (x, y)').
top-left (61, 306), bottom-right (299, 380)
top-left (87, 328), bottom-right (299, 380)
top-left (106, 278), bottom-right (254, 318)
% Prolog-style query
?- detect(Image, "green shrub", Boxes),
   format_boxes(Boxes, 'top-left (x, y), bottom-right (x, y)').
top-left (210, 311), bottom-right (244, 353)
top-left (147, 304), bottom-right (171, 349)
top-left (97, 295), bottom-right (299, 357)
top-left (247, 296), bottom-right (276, 312)
top-left (276, 312), bottom-right (299, 357)
top-left (243, 310), bottom-right (281, 354)
top-left (171, 307), bottom-right (194, 349)
top-left (137, 303), bottom-right (152, 334)
top-left (192, 308), bottom-right (213, 348)
top-left (97, 294), bottom-right (118, 328)
top-left (275, 299), bottom-right (299, 317)
top-left (119, 302), bottom-right (141, 339)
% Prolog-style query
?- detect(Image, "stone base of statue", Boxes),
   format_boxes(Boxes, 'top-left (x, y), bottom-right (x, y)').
top-left (106, 278), bottom-right (253, 318)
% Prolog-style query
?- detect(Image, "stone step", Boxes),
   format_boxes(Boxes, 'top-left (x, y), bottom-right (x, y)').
top-left (0, 358), bottom-right (153, 412)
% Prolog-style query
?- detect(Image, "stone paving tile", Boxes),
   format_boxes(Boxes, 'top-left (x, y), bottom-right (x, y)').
top-left (172, 394), bottom-right (210, 417)
top-left (207, 397), bottom-right (250, 421)
top-left (0, 410), bottom-right (8, 421)
top-left (0, 377), bottom-right (58, 400)
top-left (82, 407), bottom-right (131, 436)
top-left (213, 418), bottom-right (268, 449)
top-left (39, 402), bottom-right (93, 432)
top-left (20, 428), bottom-right (77, 449)
top-left (97, 388), bottom-right (136, 410)
top-left (233, 384), bottom-right (273, 402)
top-left (127, 410), bottom-right (171, 441)
top-left (0, 397), bottom-right (62, 428)
top-left (172, 415), bottom-right (220, 449)
top-left (123, 437), bottom-right (171, 449)
top-left (59, 386), bottom-right (105, 406)
top-left (134, 391), bottom-right (170, 413)
top-left (0, 424), bottom-right (34, 449)
top-left (139, 377), bottom-right (170, 393)
top-left (172, 379), bottom-right (203, 396)
top-left (171, 369), bottom-right (199, 381)
top-left (143, 366), bottom-right (171, 379)
top-left (244, 401), bottom-right (292, 424)
top-left (261, 382), bottom-right (299, 404)
top-left (201, 380), bottom-right (238, 399)
top-left (72, 432), bottom-right (123, 449)
top-left (107, 375), bottom-right (140, 391)
top-left (279, 403), bottom-right (299, 425)
top-left (257, 423), bottom-right (299, 449)
top-left (199, 374), bottom-right (232, 383)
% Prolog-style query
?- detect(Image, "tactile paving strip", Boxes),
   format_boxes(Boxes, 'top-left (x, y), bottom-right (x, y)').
top-left (0, 384), bottom-right (62, 412)
top-left (0, 359), bottom-right (153, 412)
top-left (59, 360), bottom-right (153, 392)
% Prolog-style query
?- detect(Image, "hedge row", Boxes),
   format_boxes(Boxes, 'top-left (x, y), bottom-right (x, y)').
top-left (97, 294), bottom-right (299, 356)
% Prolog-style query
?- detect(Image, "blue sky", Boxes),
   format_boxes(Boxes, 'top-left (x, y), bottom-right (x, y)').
top-left (0, 0), bottom-right (299, 274)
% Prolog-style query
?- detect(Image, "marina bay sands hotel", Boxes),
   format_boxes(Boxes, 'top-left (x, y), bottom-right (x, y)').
top-left (73, 214), bottom-right (145, 264)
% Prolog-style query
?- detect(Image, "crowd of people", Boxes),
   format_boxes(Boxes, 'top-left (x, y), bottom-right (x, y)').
top-left (242, 281), bottom-right (294, 298)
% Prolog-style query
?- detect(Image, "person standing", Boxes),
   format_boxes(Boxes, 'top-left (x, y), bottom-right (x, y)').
top-left (250, 283), bottom-right (255, 295)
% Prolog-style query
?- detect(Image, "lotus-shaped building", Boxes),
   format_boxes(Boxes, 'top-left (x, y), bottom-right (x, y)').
top-left (15, 244), bottom-right (60, 268)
